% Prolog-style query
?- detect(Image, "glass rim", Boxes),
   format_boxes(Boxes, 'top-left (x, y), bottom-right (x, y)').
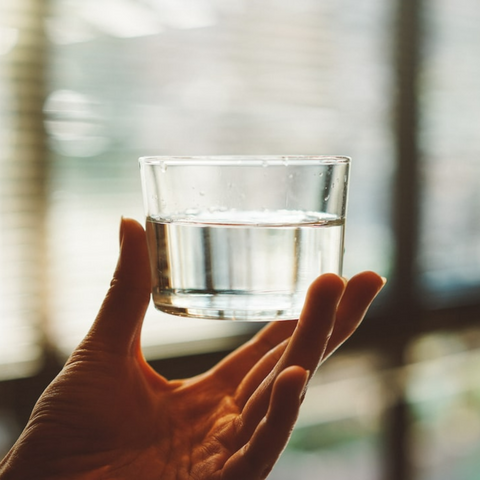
top-left (139, 155), bottom-right (351, 167)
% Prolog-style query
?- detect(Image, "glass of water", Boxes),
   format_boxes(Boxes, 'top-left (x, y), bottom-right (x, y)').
top-left (139, 155), bottom-right (350, 321)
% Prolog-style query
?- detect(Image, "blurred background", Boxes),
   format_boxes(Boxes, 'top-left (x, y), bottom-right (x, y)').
top-left (1, 0), bottom-right (480, 478)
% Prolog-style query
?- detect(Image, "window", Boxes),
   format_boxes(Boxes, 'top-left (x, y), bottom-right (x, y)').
top-left (2, 1), bottom-right (480, 479)
top-left (419, 0), bottom-right (480, 301)
top-left (45, 0), bottom-right (393, 357)
top-left (2, 0), bottom-right (394, 370)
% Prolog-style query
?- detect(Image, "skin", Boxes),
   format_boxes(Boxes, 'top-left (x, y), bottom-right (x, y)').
top-left (0, 218), bottom-right (385, 480)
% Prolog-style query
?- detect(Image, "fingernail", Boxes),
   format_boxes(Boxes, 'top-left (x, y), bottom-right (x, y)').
top-left (381, 276), bottom-right (388, 285)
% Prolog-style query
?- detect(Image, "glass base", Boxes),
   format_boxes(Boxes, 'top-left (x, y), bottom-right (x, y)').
top-left (152, 289), bottom-right (305, 321)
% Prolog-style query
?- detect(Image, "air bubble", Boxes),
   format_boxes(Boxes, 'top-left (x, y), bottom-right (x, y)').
top-left (200, 191), bottom-right (205, 196)
top-left (185, 208), bottom-right (200, 216)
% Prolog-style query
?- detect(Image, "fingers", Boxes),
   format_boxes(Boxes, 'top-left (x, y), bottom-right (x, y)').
top-left (214, 275), bottom-right (340, 401)
top-left (323, 271), bottom-right (386, 360)
top-left (236, 272), bottom-right (385, 442)
top-left (237, 274), bottom-right (345, 437)
top-left (234, 339), bottom-right (290, 408)
top-left (83, 218), bottom-right (151, 355)
top-left (212, 320), bottom-right (297, 389)
top-left (275, 273), bottom-right (347, 374)
top-left (222, 366), bottom-right (308, 480)
top-left (222, 272), bottom-right (385, 479)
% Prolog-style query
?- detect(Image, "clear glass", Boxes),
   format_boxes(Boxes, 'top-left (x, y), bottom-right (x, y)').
top-left (140, 155), bottom-right (350, 321)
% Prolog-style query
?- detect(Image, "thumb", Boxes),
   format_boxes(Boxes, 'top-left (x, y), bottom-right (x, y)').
top-left (84, 217), bottom-right (152, 355)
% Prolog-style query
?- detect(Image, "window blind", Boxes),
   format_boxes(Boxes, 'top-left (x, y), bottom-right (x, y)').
top-left (45, 0), bottom-right (394, 359)
top-left (419, 0), bottom-right (480, 300)
top-left (1, 0), bottom-right (394, 376)
top-left (0, 0), bottom-right (48, 379)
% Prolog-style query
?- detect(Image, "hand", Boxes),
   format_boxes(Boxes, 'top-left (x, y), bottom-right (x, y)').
top-left (0, 218), bottom-right (385, 480)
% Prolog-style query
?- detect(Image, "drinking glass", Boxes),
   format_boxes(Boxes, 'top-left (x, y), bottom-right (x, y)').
top-left (139, 155), bottom-right (350, 321)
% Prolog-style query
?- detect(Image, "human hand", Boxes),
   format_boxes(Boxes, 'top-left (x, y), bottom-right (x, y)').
top-left (0, 218), bottom-right (385, 480)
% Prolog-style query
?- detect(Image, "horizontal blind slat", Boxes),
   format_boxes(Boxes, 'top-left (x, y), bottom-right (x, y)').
top-left (0, 0), bottom-right (48, 379)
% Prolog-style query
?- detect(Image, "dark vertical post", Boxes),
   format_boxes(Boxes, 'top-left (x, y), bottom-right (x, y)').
top-left (383, 0), bottom-right (424, 480)
top-left (393, 0), bottom-right (422, 302)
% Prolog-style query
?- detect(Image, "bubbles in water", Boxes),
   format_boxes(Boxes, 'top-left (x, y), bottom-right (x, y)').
top-left (185, 208), bottom-right (200, 216)
top-left (199, 191), bottom-right (205, 196)
top-left (207, 205), bottom-right (228, 214)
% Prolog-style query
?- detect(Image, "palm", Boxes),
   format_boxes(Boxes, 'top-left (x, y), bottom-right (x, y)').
top-left (24, 321), bottom-right (301, 479)
top-left (0, 219), bottom-right (385, 480)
